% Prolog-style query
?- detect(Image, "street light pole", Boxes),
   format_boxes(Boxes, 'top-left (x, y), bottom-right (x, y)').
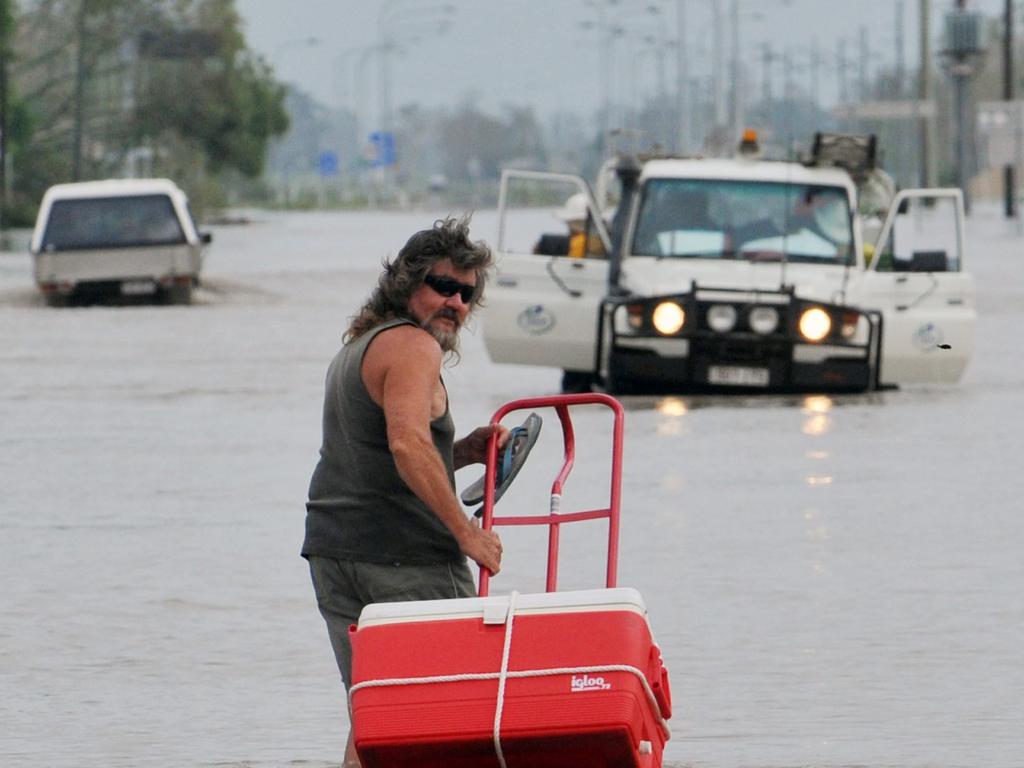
top-left (583, 0), bottom-right (661, 157)
top-left (376, 0), bottom-right (398, 133)
top-left (941, 1), bottom-right (985, 213)
top-left (919, 0), bottom-right (936, 187)
top-left (597, 1), bottom-right (611, 158)
top-left (676, 0), bottom-right (688, 153)
top-left (895, 0), bottom-right (906, 96)
top-left (376, 1), bottom-right (455, 134)
top-left (711, 0), bottom-right (725, 129)
top-left (730, 0), bottom-right (740, 136)
top-left (1003, 0), bottom-right (1016, 217)
top-left (727, 0), bottom-right (777, 145)
top-left (761, 42), bottom-right (773, 105)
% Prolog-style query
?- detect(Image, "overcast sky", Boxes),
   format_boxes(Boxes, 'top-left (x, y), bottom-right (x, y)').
top-left (236, 0), bottom-right (1009, 127)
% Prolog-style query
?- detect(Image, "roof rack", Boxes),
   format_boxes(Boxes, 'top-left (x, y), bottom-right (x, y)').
top-left (807, 132), bottom-right (877, 181)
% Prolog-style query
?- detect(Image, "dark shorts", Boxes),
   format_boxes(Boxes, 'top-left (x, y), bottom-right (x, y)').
top-left (308, 556), bottom-right (477, 687)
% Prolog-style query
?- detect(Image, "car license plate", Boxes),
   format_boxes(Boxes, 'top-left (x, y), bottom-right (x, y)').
top-left (121, 280), bottom-right (156, 296)
top-left (707, 365), bottom-right (770, 387)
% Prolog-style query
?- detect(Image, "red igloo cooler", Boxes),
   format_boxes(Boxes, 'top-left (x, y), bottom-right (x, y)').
top-left (350, 587), bottom-right (671, 767)
top-left (348, 394), bottom-right (673, 767)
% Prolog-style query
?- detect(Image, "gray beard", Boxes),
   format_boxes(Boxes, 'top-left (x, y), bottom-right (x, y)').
top-left (421, 318), bottom-right (460, 353)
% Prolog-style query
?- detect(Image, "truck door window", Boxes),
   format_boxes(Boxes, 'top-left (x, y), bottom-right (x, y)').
top-left (874, 196), bottom-right (960, 273)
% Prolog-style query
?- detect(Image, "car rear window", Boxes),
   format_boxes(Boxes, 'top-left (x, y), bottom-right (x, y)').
top-left (41, 194), bottom-right (186, 251)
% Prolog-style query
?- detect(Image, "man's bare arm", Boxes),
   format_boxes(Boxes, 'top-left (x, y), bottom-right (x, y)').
top-left (363, 325), bottom-right (503, 573)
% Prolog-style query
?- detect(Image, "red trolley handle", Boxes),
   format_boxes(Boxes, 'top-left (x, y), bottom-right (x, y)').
top-left (477, 392), bottom-right (625, 597)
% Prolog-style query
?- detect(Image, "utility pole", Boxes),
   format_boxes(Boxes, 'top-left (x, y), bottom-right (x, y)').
top-left (0, 0), bottom-right (10, 222)
top-left (783, 46), bottom-right (793, 101)
top-left (1003, 0), bottom-right (1016, 217)
top-left (712, 0), bottom-right (726, 130)
top-left (72, 0), bottom-right (89, 181)
top-left (838, 38), bottom-right (848, 105)
top-left (920, 0), bottom-right (937, 187)
top-left (600, 1), bottom-right (612, 158)
top-left (859, 26), bottom-right (869, 100)
top-left (761, 42), bottom-right (772, 106)
top-left (809, 40), bottom-right (820, 107)
top-left (730, 0), bottom-right (740, 140)
top-left (675, 0), bottom-right (688, 153)
top-left (895, 0), bottom-right (906, 96)
top-left (941, 0), bottom-right (986, 214)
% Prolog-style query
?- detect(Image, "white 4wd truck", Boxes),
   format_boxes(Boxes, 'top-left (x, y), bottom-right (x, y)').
top-left (484, 133), bottom-right (975, 393)
top-left (31, 178), bottom-right (211, 306)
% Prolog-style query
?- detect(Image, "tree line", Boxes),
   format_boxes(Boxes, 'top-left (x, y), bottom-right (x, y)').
top-left (0, 0), bottom-right (289, 227)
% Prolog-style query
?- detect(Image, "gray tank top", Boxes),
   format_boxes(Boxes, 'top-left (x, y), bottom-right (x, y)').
top-left (302, 317), bottom-right (461, 565)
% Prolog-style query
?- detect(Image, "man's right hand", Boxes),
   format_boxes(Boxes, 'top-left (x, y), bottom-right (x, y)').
top-left (458, 519), bottom-right (503, 575)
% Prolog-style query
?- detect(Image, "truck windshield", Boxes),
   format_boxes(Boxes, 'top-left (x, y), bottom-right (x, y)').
top-left (632, 179), bottom-right (854, 265)
top-left (41, 195), bottom-right (186, 251)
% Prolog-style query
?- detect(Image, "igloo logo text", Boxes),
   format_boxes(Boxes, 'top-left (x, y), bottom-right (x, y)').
top-left (571, 674), bottom-right (612, 692)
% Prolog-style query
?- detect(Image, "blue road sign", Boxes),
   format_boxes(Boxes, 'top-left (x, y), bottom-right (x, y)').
top-left (318, 150), bottom-right (339, 177)
top-left (368, 131), bottom-right (396, 168)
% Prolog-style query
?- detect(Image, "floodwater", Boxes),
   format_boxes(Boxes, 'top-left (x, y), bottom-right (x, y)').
top-left (1, 206), bottom-right (1022, 768)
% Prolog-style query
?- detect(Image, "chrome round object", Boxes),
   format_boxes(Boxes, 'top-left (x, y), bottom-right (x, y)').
top-left (798, 307), bottom-right (832, 341)
top-left (652, 302), bottom-right (685, 335)
top-left (706, 304), bottom-right (738, 333)
top-left (748, 306), bottom-right (779, 335)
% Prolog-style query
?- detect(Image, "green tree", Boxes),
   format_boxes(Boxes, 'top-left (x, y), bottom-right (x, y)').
top-left (133, 0), bottom-right (288, 178)
top-left (1, 0), bottom-right (15, 220)
top-left (7, 0), bottom-right (288, 219)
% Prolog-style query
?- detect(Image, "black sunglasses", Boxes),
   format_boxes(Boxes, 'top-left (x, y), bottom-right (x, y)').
top-left (423, 273), bottom-right (477, 304)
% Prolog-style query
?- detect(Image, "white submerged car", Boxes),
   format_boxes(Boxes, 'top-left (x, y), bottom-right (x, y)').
top-left (31, 178), bottom-right (212, 306)
top-left (483, 133), bottom-right (975, 393)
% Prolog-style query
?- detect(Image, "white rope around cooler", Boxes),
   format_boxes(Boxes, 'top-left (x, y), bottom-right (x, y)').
top-left (347, 590), bottom-right (671, 764)
top-left (491, 589), bottom-right (519, 768)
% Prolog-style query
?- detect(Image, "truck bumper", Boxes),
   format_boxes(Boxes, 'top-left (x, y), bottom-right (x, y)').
top-left (609, 343), bottom-right (873, 392)
top-left (600, 292), bottom-right (881, 393)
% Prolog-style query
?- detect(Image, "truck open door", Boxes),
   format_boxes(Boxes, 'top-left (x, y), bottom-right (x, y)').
top-left (859, 188), bottom-right (975, 385)
top-left (482, 170), bottom-right (612, 379)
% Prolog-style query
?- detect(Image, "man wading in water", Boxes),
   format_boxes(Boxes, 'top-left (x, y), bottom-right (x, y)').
top-left (302, 216), bottom-right (507, 767)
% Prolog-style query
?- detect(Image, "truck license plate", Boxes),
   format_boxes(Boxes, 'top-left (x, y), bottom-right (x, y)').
top-left (121, 280), bottom-right (156, 296)
top-left (708, 365), bottom-right (770, 387)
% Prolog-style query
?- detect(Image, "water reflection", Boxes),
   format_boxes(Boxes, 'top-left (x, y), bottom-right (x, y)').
top-left (655, 396), bottom-right (689, 436)
top-left (620, 390), bottom-right (886, 413)
top-left (801, 394), bottom-right (834, 436)
top-left (659, 473), bottom-right (685, 493)
top-left (804, 475), bottom-right (833, 486)
top-left (657, 396), bottom-right (689, 417)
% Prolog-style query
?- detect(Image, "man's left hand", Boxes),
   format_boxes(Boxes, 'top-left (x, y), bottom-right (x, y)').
top-left (454, 424), bottom-right (510, 469)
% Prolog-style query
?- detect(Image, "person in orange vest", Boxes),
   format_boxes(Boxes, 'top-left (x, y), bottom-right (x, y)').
top-left (555, 192), bottom-right (607, 258)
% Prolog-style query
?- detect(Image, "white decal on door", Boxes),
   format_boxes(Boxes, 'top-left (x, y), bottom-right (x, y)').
top-left (517, 304), bottom-right (555, 334)
top-left (912, 322), bottom-right (945, 352)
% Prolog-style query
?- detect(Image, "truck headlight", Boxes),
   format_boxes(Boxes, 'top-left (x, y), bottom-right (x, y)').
top-left (652, 302), bottom-right (685, 335)
top-left (798, 307), bottom-right (832, 341)
top-left (840, 311), bottom-right (860, 340)
top-left (706, 304), bottom-right (737, 332)
top-left (748, 306), bottom-right (779, 335)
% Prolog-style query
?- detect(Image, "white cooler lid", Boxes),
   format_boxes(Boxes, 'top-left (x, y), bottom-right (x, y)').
top-left (358, 587), bottom-right (647, 628)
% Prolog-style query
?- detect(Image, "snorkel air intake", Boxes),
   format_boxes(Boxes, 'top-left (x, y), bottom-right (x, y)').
top-left (609, 154), bottom-right (641, 295)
